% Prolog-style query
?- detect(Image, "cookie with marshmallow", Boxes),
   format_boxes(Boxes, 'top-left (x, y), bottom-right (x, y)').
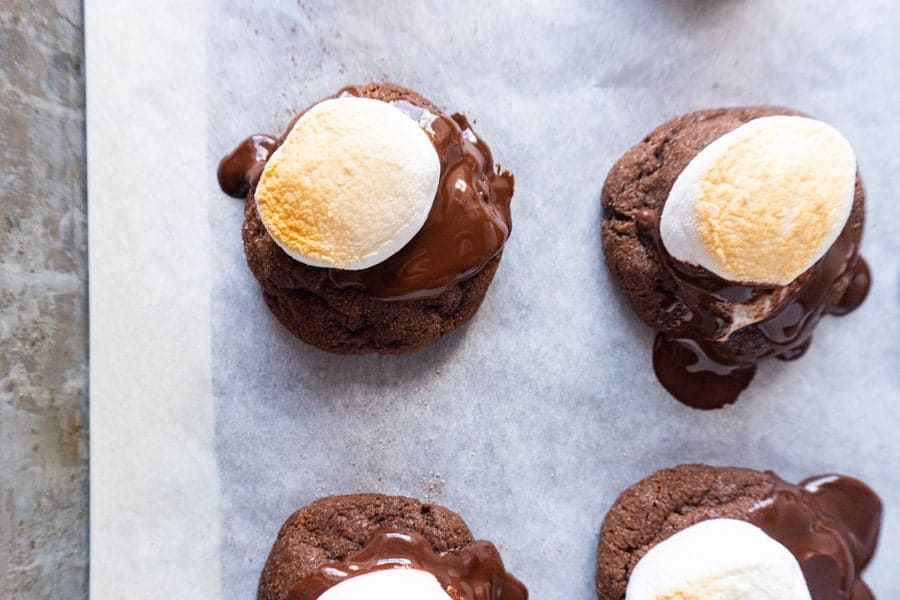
top-left (223, 82), bottom-right (514, 354)
top-left (258, 494), bottom-right (527, 600)
top-left (596, 464), bottom-right (881, 600)
top-left (600, 106), bottom-right (868, 406)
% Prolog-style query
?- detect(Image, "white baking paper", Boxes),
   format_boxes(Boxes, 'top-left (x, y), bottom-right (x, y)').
top-left (89, 1), bottom-right (900, 598)
top-left (87, 0), bottom-right (221, 598)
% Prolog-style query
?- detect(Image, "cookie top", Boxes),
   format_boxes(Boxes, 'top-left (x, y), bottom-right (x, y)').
top-left (225, 82), bottom-right (512, 354)
top-left (232, 81), bottom-right (513, 302)
top-left (600, 107), bottom-right (865, 355)
top-left (258, 494), bottom-right (474, 600)
top-left (596, 465), bottom-right (881, 600)
top-left (659, 115), bottom-right (856, 286)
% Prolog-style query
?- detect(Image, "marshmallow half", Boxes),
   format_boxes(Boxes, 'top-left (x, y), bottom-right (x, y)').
top-left (660, 115), bottom-right (856, 285)
top-left (255, 97), bottom-right (440, 270)
top-left (317, 568), bottom-right (452, 600)
top-left (625, 519), bottom-right (811, 600)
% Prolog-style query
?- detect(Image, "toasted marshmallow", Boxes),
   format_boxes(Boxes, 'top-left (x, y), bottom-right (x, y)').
top-left (626, 519), bottom-right (810, 600)
top-left (661, 115), bottom-right (856, 285)
top-left (255, 97), bottom-right (440, 270)
top-left (317, 568), bottom-right (452, 600)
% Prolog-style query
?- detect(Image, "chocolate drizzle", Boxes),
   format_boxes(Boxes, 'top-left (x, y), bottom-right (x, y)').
top-left (749, 474), bottom-right (882, 600)
top-left (218, 85), bottom-right (513, 301)
top-left (217, 134), bottom-right (277, 199)
top-left (635, 206), bottom-right (870, 409)
top-left (287, 529), bottom-right (527, 600)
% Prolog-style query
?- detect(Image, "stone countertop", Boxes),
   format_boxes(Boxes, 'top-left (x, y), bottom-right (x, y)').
top-left (1, 1), bottom-right (88, 598)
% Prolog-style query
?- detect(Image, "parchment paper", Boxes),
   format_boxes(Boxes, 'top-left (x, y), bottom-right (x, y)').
top-left (90, 1), bottom-right (900, 598)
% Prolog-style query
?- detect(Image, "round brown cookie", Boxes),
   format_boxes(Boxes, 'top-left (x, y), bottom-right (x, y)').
top-left (600, 107), bottom-right (865, 359)
top-left (595, 464), bottom-right (776, 600)
top-left (242, 82), bottom-right (505, 355)
top-left (259, 494), bottom-right (474, 600)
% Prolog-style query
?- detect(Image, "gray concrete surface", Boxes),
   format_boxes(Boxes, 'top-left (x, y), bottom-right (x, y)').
top-left (1, 0), bottom-right (88, 598)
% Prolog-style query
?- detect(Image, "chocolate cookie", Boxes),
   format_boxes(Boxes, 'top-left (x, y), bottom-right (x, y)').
top-left (225, 82), bottom-right (513, 354)
top-left (259, 494), bottom-right (474, 600)
top-left (596, 464), bottom-right (882, 600)
top-left (600, 107), bottom-right (867, 407)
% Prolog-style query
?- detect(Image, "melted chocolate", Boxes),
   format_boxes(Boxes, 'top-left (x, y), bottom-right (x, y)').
top-left (287, 529), bottom-right (527, 600)
top-left (217, 134), bottom-right (277, 199)
top-left (832, 257), bottom-right (871, 316)
top-left (636, 208), bottom-right (870, 409)
top-left (218, 86), bottom-right (513, 301)
top-left (651, 334), bottom-right (754, 409)
top-left (750, 474), bottom-right (882, 600)
top-left (328, 88), bottom-right (513, 300)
